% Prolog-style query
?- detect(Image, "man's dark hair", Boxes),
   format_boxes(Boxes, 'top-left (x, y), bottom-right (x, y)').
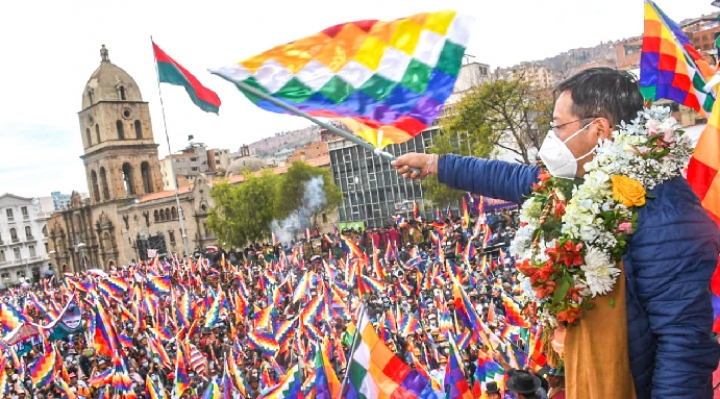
top-left (555, 67), bottom-right (644, 127)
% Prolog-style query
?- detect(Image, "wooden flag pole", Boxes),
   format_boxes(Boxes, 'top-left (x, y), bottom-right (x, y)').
top-left (228, 79), bottom-right (423, 174)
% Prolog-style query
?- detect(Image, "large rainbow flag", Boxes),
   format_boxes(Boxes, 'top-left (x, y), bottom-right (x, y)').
top-left (212, 11), bottom-right (472, 148)
top-left (343, 308), bottom-right (443, 399)
top-left (639, 0), bottom-right (716, 115)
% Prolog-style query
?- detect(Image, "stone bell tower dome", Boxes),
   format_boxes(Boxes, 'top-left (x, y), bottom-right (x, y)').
top-left (78, 45), bottom-right (163, 205)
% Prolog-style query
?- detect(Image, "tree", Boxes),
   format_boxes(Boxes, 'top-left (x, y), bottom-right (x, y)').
top-left (444, 77), bottom-right (554, 165)
top-left (207, 170), bottom-right (280, 247)
top-left (274, 161), bottom-right (343, 227)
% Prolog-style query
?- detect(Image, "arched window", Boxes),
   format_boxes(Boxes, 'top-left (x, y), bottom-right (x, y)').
top-left (9, 228), bottom-right (17, 240)
top-left (171, 207), bottom-right (178, 220)
top-left (141, 162), bottom-right (152, 194)
top-left (95, 124), bottom-right (101, 144)
top-left (100, 167), bottom-right (110, 200)
top-left (86, 128), bottom-right (92, 147)
top-left (119, 86), bottom-right (126, 100)
top-left (154, 210), bottom-right (159, 223)
top-left (159, 209), bottom-right (166, 222)
top-left (134, 120), bottom-right (142, 139)
top-left (90, 171), bottom-right (100, 202)
top-left (42, 225), bottom-right (47, 237)
top-left (121, 163), bottom-right (134, 196)
top-left (87, 90), bottom-right (93, 105)
top-left (165, 208), bottom-right (171, 221)
top-left (24, 226), bottom-right (32, 239)
top-left (116, 121), bottom-right (125, 140)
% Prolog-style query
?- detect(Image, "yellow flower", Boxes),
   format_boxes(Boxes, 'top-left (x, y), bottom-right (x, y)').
top-left (611, 175), bottom-right (646, 207)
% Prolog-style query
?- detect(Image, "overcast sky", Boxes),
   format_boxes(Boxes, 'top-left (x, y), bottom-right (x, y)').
top-left (0, 0), bottom-right (715, 198)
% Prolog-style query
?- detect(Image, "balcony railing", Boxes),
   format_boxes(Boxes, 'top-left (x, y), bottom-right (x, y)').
top-left (11, 238), bottom-right (19, 243)
top-left (22, 214), bottom-right (29, 220)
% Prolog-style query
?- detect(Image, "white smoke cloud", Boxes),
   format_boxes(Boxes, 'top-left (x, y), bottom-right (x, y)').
top-left (271, 176), bottom-right (327, 245)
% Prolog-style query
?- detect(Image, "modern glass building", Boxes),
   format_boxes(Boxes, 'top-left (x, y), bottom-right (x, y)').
top-left (328, 128), bottom-right (441, 229)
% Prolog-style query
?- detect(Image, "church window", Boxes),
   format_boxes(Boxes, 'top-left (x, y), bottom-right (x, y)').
top-left (171, 207), bottom-right (177, 220)
top-left (119, 86), bottom-right (126, 100)
top-left (159, 209), bottom-right (166, 222)
top-left (100, 167), bottom-right (110, 200)
top-left (134, 120), bottom-right (142, 139)
top-left (169, 230), bottom-right (175, 244)
top-left (86, 128), bottom-right (92, 147)
top-left (95, 124), bottom-right (101, 144)
top-left (141, 162), bottom-right (153, 194)
top-left (116, 121), bottom-right (125, 140)
top-left (87, 90), bottom-right (93, 105)
top-left (154, 210), bottom-right (159, 223)
top-left (91, 171), bottom-right (100, 202)
top-left (122, 163), bottom-right (135, 196)
top-left (165, 208), bottom-right (171, 221)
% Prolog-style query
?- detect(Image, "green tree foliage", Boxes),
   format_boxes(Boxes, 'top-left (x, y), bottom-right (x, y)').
top-left (275, 161), bottom-right (343, 225)
top-left (207, 170), bottom-right (280, 247)
top-left (444, 77), bottom-right (554, 165)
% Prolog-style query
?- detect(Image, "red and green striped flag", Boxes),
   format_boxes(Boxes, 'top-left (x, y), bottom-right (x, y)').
top-left (152, 42), bottom-right (221, 114)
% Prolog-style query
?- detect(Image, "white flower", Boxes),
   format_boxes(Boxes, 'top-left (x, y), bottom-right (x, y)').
top-left (580, 247), bottom-right (621, 297)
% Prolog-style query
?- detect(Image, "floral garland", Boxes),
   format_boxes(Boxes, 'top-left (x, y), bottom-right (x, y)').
top-left (511, 106), bottom-right (694, 327)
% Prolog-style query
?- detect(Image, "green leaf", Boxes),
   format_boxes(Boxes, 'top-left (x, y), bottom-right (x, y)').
top-left (553, 277), bottom-right (571, 303)
top-left (608, 299), bottom-right (615, 308)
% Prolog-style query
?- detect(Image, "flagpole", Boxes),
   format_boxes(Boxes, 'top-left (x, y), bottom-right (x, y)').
top-left (151, 36), bottom-right (191, 259)
top-left (339, 302), bottom-right (366, 398)
top-left (218, 78), bottom-right (422, 174)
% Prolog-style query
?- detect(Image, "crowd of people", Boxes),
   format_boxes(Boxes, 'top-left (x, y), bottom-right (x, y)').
top-left (0, 205), bottom-right (568, 399)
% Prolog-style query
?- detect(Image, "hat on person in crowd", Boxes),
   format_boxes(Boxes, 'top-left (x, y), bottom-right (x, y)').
top-left (486, 381), bottom-right (501, 394)
top-left (506, 370), bottom-right (542, 395)
top-left (548, 367), bottom-right (565, 377)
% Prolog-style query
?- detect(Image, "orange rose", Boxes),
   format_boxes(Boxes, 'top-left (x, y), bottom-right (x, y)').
top-left (611, 175), bottom-right (646, 208)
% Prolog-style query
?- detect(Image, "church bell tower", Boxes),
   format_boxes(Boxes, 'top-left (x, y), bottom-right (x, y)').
top-left (79, 45), bottom-right (164, 204)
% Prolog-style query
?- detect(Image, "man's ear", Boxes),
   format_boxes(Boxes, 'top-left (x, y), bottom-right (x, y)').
top-left (594, 118), bottom-right (613, 141)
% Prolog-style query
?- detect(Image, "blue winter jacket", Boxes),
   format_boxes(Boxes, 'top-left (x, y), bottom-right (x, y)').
top-left (438, 154), bottom-right (720, 398)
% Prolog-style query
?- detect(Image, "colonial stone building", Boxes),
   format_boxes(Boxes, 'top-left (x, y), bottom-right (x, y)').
top-left (48, 46), bottom-right (217, 274)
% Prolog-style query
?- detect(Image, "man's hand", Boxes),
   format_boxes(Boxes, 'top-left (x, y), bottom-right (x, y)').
top-left (391, 153), bottom-right (437, 179)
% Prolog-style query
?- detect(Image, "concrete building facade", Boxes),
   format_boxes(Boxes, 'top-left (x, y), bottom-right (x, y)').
top-left (0, 194), bottom-right (52, 285)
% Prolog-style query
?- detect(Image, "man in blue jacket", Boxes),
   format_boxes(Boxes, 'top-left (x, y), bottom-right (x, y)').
top-left (393, 67), bottom-right (720, 398)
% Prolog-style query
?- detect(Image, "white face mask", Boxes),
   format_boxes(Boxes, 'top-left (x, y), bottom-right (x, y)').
top-left (538, 121), bottom-right (596, 179)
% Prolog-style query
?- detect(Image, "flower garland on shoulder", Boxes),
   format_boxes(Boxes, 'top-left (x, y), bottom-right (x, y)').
top-left (511, 105), bottom-right (693, 327)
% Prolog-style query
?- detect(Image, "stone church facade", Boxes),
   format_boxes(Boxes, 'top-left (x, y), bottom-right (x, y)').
top-left (48, 46), bottom-right (217, 274)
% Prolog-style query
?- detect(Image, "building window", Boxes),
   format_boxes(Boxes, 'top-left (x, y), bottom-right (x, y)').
top-left (322, 213), bottom-right (328, 223)
top-left (13, 248), bottom-right (20, 260)
top-left (191, 167), bottom-right (199, 172)
top-left (44, 243), bottom-right (48, 253)
top-left (134, 120), bottom-right (142, 139)
top-left (165, 208), bottom-right (171, 221)
top-left (0, 251), bottom-right (4, 262)
top-left (25, 226), bottom-right (32, 239)
top-left (95, 124), bottom-right (101, 144)
top-left (42, 225), bottom-right (47, 236)
top-left (154, 210), bottom-right (159, 222)
top-left (9, 228), bottom-right (17, 241)
top-left (29, 246), bottom-right (35, 257)
top-left (119, 86), bottom-right (126, 100)
top-left (6, 208), bottom-right (13, 221)
top-left (21, 207), bottom-right (28, 218)
top-left (169, 230), bottom-right (176, 244)
top-left (100, 167), bottom-right (110, 200)
top-left (91, 170), bottom-right (100, 202)
top-left (171, 207), bottom-right (178, 220)
top-left (190, 157), bottom-right (198, 162)
top-left (116, 120), bottom-right (125, 140)
top-left (141, 162), bottom-right (153, 194)
top-left (122, 163), bottom-right (134, 196)
top-left (16, 270), bottom-right (24, 278)
top-left (86, 128), bottom-right (92, 147)
top-left (159, 209), bottom-right (165, 222)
